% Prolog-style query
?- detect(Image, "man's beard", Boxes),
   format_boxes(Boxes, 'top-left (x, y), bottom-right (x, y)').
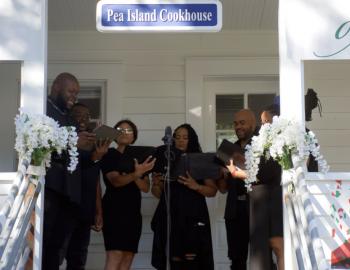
top-left (56, 93), bottom-right (68, 111)
top-left (237, 129), bottom-right (254, 141)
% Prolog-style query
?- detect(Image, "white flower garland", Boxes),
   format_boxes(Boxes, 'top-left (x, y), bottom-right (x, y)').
top-left (244, 116), bottom-right (329, 191)
top-left (15, 112), bottom-right (79, 173)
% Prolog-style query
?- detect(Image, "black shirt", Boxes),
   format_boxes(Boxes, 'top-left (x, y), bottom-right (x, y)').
top-left (256, 156), bottom-right (282, 186)
top-left (45, 97), bottom-right (82, 204)
top-left (79, 150), bottom-right (100, 224)
top-left (224, 140), bottom-right (247, 220)
top-left (101, 148), bottom-right (141, 215)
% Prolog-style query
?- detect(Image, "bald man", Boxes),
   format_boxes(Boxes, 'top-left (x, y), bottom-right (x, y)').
top-left (217, 109), bottom-right (257, 270)
top-left (43, 73), bottom-right (97, 270)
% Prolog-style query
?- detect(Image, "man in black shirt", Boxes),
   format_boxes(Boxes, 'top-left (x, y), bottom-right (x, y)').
top-left (43, 73), bottom-right (96, 269)
top-left (217, 109), bottom-right (257, 270)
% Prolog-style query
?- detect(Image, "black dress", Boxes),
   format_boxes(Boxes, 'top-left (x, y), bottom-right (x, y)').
top-left (100, 148), bottom-right (142, 253)
top-left (151, 148), bottom-right (214, 270)
top-left (249, 157), bottom-right (283, 270)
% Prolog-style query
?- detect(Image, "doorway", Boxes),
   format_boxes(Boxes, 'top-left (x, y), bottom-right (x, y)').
top-left (203, 77), bottom-right (278, 268)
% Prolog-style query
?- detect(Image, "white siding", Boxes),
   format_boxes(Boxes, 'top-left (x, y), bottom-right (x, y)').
top-left (305, 61), bottom-right (350, 172)
top-left (48, 30), bottom-right (278, 270)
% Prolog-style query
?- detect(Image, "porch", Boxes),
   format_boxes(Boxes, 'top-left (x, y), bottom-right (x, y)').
top-left (1, 0), bottom-right (350, 269)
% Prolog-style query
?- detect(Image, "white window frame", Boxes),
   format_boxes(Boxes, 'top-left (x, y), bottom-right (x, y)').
top-left (48, 61), bottom-right (124, 126)
top-left (185, 57), bottom-right (279, 146)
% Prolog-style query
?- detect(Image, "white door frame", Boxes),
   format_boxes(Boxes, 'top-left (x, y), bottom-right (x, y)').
top-left (203, 79), bottom-right (279, 152)
top-left (185, 57), bottom-right (279, 268)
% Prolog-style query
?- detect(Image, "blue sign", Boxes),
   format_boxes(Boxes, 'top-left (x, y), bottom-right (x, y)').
top-left (96, 0), bottom-right (222, 32)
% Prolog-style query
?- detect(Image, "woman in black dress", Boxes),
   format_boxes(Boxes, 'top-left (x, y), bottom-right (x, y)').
top-left (100, 119), bottom-right (155, 270)
top-left (253, 105), bottom-right (283, 270)
top-left (151, 123), bottom-right (217, 270)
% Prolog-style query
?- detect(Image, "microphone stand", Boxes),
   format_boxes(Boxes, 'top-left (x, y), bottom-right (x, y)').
top-left (162, 127), bottom-right (172, 270)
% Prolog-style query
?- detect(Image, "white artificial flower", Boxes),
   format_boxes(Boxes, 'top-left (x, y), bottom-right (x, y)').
top-left (14, 112), bottom-right (79, 173)
top-left (244, 116), bottom-right (329, 190)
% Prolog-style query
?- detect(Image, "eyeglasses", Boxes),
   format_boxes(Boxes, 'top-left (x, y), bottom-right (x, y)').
top-left (116, 127), bottom-right (134, 134)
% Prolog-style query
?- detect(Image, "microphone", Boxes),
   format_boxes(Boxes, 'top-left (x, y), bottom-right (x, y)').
top-left (162, 126), bottom-right (173, 145)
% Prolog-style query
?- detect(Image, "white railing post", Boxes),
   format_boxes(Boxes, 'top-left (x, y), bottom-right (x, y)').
top-left (283, 171), bottom-right (298, 270)
top-left (33, 176), bottom-right (44, 270)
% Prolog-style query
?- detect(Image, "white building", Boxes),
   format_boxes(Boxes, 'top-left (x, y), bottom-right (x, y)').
top-left (1, 0), bottom-right (350, 269)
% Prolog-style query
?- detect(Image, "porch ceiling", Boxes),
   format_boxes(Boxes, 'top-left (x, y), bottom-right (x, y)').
top-left (48, 0), bottom-right (278, 31)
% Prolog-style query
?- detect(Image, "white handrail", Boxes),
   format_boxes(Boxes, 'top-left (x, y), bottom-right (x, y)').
top-left (0, 179), bottom-right (41, 269)
top-left (285, 194), bottom-right (307, 269)
top-left (0, 166), bottom-right (27, 234)
top-left (0, 177), bottom-right (30, 259)
top-left (284, 162), bottom-right (328, 270)
top-left (0, 160), bottom-right (43, 270)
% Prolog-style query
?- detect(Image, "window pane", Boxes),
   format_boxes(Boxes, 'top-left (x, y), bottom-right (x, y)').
top-left (77, 86), bottom-right (102, 121)
top-left (248, 94), bottom-right (276, 123)
top-left (216, 95), bottom-right (243, 147)
top-left (77, 98), bottom-right (100, 120)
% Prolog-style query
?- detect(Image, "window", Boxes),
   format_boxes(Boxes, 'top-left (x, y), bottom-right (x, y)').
top-left (216, 93), bottom-right (275, 147)
top-left (77, 83), bottom-right (105, 126)
top-left (47, 81), bottom-right (105, 127)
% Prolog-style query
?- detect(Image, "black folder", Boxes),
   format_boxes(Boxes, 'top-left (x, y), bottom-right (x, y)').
top-left (173, 152), bottom-right (222, 180)
top-left (93, 125), bottom-right (121, 141)
top-left (123, 145), bottom-right (156, 163)
top-left (216, 139), bottom-right (245, 169)
top-left (117, 145), bottom-right (156, 174)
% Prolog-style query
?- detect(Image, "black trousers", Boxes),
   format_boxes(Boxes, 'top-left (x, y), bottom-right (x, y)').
top-left (64, 220), bottom-right (91, 270)
top-left (42, 189), bottom-right (79, 270)
top-left (225, 200), bottom-right (249, 270)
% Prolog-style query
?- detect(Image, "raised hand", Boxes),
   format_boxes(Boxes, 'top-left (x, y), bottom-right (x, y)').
top-left (226, 159), bottom-right (247, 180)
top-left (91, 138), bottom-right (112, 161)
top-left (178, 171), bottom-right (201, 191)
top-left (77, 131), bottom-right (96, 150)
top-left (133, 156), bottom-right (156, 178)
top-left (226, 159), bottom-right (237, 177)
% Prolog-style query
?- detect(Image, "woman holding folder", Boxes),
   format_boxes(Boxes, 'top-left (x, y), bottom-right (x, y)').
top-left (151, 123), bottom-right (218, 270)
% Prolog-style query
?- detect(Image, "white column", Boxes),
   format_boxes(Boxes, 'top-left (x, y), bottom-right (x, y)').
top-left (33, 1), bottom-right (47, 268)
top-left (278, 1), bottom-right (305, 269)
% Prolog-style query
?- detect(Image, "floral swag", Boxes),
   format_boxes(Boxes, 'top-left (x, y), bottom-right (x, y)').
top-left (15, 112), bottom-right (79, 175)
top-left (244, 116), bottom-right (329, 191)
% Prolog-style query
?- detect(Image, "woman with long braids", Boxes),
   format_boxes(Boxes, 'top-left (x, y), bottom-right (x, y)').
top-left (151, 123), bottom-right (217, 270)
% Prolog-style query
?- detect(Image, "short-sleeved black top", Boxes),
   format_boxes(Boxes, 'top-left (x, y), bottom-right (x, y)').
top-left (100, 148), bottom-right (141, 214)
